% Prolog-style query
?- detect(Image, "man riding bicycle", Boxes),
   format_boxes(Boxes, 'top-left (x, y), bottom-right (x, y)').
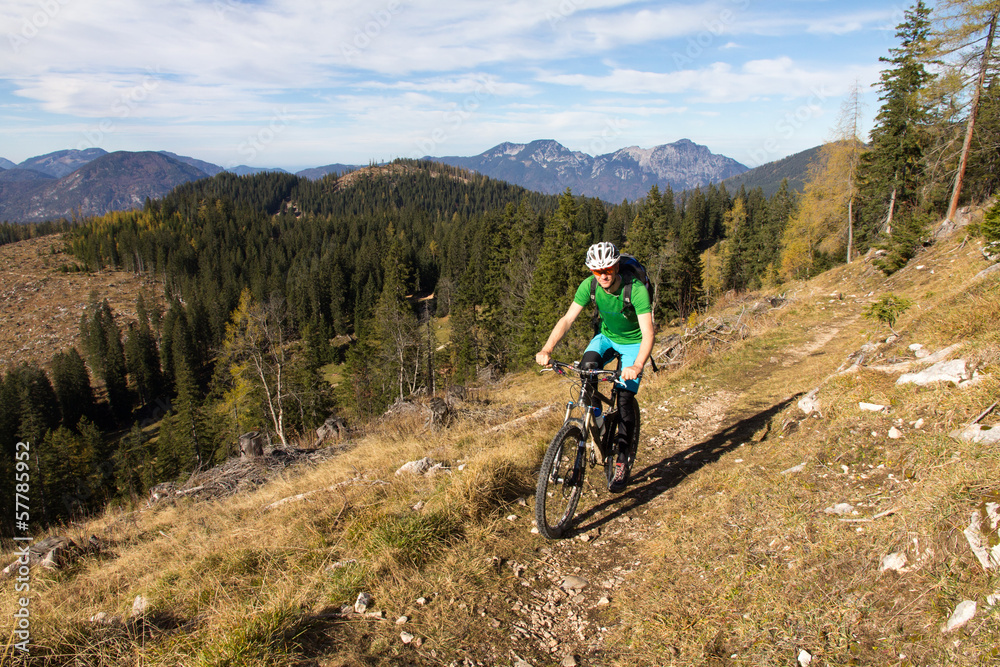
top-left (535, 241), bottom-right (654, 489)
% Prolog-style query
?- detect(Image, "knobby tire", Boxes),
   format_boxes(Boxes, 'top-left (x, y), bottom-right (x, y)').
top-left (535, 423), bottom-right (585, 539)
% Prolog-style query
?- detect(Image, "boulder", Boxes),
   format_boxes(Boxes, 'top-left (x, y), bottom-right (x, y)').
top-left (942, 600), bottom-right (977, 633)
top-left (952, 424), bottom-right (1000, 445)
top-left (963, 501), bottom-right (1000, 570)
top-left (395, 457), bottom-right (436, 476)
top-left (897, 359), bottom-right (968, 386)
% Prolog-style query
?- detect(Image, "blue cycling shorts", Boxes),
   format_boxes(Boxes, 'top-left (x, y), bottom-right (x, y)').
top-left (584, 334), bottom-right (643, 394)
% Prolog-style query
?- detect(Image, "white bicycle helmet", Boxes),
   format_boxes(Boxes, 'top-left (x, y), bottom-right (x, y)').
top-left (585, 242), bottom-right (620, 270)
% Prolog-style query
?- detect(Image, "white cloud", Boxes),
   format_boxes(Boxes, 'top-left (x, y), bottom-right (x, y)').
top-left (0, 0), bottom-right (892, 166)
top-left (539, 57), bottom-right (880, 104)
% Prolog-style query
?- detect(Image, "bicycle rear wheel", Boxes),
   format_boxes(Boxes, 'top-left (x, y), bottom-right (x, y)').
top-left (535, 423), bottom-right (585, 539)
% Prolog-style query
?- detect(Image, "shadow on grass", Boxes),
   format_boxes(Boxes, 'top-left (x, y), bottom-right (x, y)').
top-left (569, 394), bottom-right (802, 536)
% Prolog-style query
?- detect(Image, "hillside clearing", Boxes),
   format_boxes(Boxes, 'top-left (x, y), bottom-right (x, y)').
top-left (0, 234), bottom-right (158, 370)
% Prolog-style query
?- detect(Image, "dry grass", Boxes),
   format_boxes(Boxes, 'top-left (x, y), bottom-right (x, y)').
top-left (0, 234), bottom-right (161, 370)
top-left (2, 227), bottom-right (1000, 666)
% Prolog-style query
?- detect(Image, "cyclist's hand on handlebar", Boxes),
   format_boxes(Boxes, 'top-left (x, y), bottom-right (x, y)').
top-left (535, 351), bottom-right (552, 367)
top-left (620, 364), bottom-right (643, 381)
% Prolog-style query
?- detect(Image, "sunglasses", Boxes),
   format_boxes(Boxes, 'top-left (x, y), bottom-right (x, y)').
top-left (591, 266), bottom-right (617, 277)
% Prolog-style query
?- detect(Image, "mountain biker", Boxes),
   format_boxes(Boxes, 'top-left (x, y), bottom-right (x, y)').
top-left (535, 241), bottom-right (654, 489)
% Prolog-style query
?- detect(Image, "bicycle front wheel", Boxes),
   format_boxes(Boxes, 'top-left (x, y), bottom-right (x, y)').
top-left (535, 423), bottom-right (585, 539)
top-left (604, 394), bottom-right (641, 489)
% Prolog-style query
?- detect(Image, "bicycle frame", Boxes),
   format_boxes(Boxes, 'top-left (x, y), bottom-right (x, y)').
top-left (550, 361), bottom-right (620, 472)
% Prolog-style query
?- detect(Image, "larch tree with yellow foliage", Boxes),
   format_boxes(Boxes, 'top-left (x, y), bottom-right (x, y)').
top-left (780, 121), bottom-right (867, 280)
top-left (219, 289), bottom-right (290, 447)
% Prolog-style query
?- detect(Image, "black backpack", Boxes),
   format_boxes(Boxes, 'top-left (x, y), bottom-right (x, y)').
top-left (589, 253), bottom-right (658, 372)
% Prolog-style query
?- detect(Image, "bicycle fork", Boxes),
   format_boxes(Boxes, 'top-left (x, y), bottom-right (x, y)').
top-left (562, 400), bottom-right (593, 487)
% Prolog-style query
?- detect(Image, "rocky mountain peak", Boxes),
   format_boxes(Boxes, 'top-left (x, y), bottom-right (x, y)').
top-left (425, 139), bottom-right (747, 201)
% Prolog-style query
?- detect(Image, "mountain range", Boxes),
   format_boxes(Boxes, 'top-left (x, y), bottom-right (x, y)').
top-left (0, 139), bottom-right (800, 223)
top-left (423, 139), bottom-right (748, 201)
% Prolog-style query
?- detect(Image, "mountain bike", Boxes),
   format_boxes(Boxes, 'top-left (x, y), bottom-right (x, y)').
top-left (534, 358), bottom-right (641, 539)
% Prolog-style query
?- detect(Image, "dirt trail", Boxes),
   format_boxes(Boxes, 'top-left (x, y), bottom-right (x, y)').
top-left (493, 313), bottom-right (860, 666)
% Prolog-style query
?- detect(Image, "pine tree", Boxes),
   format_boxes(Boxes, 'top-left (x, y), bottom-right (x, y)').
top-left (153, 412), bottom-right (190, 482)
top-left (11, 362), bottom-right (61, 447)
top-left (0, 371), bottom-right (21, 451)
top-left (124, 296), bottom-right (165, 407)
top-left (500, 200), bottom-right (544, 352)
top-left (519, 190), bottom-right (587, 362)
top-left (372, 227), bottom-right (421, 403)
top-left (720, 197), bottom-right (749, 291)
top-left (50, 348), bottom-right (97, 428)
top-left (283, 328), bottom-right (329, 435)
top-left (79, 298), bottom-right (131, 422)
top-left (762, 180), bottom-right (797, 285)
top-left (35, 426), bottom-right (96, 523)
top-left (114, 424), bottom-right (155, 498)
top-left (673, 202), bottom-right (705, 318)
top-left (627, 185), bottom-right (663, 262)
top-left (605, 200), bottom-right (633, 245)
top-left (856, 0), bottom-right (934, 248)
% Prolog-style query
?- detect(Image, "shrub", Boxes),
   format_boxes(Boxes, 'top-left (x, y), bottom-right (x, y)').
top-left (864, 293), bottom-right (913, 334)
top-left (982, 199), bottom-right (1000, 261)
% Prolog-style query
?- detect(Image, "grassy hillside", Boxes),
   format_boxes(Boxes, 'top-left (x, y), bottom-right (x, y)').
top-left (2, 213), bottom-right (999, 666)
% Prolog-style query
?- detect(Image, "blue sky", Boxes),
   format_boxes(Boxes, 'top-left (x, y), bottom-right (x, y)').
top-left (1, 0), bottom-right (912, 171)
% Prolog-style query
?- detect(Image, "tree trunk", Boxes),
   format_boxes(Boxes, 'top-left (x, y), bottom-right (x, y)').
top-left (947, 11), bottom-right (997, 222)
top-left (847, 198), bottom-right (854, 263)
top-left (886, 187), bottom-right (897, 235)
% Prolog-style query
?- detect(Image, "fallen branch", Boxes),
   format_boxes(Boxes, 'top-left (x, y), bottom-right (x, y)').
top-left (263, 479), bottom-right (359, 511)
top-left (486, 405), bottom-right (555, 433)
top-left (972, 401), bottom-right (998, 425)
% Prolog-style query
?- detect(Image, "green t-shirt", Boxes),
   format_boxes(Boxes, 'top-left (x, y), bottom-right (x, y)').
top-left (573, 275), bottom-right (651, 344)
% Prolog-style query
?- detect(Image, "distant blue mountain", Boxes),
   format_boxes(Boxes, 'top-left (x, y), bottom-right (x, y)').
top-left (159, 151), bottom-right (224, 177)
top-left (226, 165), bottom-right (291, 177)
top-left (295, 163), bottom-right (361, 180)
top-left (0, 151), bottom-right (208, 223)
top-left (17, 148), bottom-right (108, 178)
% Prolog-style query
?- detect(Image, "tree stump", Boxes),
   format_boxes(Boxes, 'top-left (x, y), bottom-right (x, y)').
top-left (315, 415), bottom-right (347, 445)
top-left (239, 431), bottom-right (264, 459)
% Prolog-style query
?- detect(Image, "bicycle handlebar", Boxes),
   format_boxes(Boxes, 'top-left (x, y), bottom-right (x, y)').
top-left (544, 359), bottom-right (623, 382)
